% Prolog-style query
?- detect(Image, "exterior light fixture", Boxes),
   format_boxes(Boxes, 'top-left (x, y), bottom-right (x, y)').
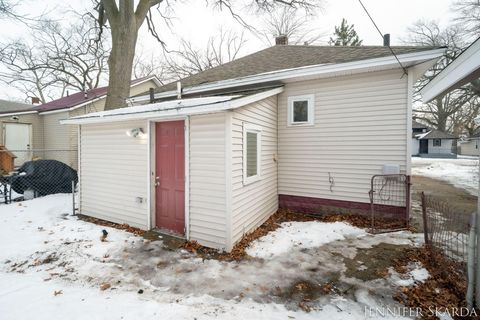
top-left (126, 128), bottom-right (145, 138)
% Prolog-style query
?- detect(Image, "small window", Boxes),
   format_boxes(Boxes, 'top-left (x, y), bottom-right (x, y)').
top-left (288, 94), bottom-right (315, 126)
top-left (433, 139), bottom-right (441, 147)
top-left (476, 140), bottom-right (478, 149)
top-left (243, 123), bottom-right (261, 185)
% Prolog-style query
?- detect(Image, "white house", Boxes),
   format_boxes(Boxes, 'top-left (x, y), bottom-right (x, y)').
top-left (63, 42), bottom-right (445, 251)
top-left (411, 120), bottom-right (457, 158)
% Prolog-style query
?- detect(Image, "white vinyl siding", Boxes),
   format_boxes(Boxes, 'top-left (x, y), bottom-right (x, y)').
top-left (0, 113), bottom-right (44, 159)
top-left (79, 120), bottom-right (149, 229)
top-left (278, 69), bottom-right (408, 204)
top-left (189, 113), bottom-right (227, 249)
top-left (42, 111), bottom-right (77, 168)
top-left (460, 139), bottom-right (479, 156)
top-left (428, 138), bottom-right (453, 154)
top-left (231, 96), bottom-right (278, 245)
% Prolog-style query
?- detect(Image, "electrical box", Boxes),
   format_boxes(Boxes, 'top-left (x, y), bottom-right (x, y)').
top-left (383, 164), bottom-right (400, 175)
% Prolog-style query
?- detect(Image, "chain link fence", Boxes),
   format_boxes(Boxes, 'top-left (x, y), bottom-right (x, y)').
top-left (0, 149), bottom-right (78, 212)
top-left (420, 191), bottom-right (471, 266)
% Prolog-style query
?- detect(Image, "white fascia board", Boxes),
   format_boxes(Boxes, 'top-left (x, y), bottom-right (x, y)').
top-left (421, 38), bottom-right (480, 102)
top-left (131, 48), bottom-right (446, 104)
top-left (0, 110), bottom-right (38, 117)
top-left (60, 87), bottom-right (284, 125)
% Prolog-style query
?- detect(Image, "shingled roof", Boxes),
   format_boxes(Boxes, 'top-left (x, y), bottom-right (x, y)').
top-left (36, 76), bottom-right (159, 113)
top-left (154, 45), bottom-right (440, 94)
top-left (0, 99), bottom-right (33, 113)
top-left (418, 129), bottom-right (457, 140)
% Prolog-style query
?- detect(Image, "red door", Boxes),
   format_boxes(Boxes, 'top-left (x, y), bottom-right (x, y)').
top-left (155, 121), bottom-right (185, 234)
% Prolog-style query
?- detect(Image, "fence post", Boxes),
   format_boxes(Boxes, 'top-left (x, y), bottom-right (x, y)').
top-left (72, 180), bottom-right (76, 216)
top-left (467, 213), bottom-right (476, 309)
top-left (421, 191), bottom-right (429, 245)
top-left (406, 175), bottom-right (411, 228)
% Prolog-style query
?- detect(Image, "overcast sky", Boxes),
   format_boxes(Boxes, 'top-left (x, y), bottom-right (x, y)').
top-left (0, 0), bottom-right (455, 102)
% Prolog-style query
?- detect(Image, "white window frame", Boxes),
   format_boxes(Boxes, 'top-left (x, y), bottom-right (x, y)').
top-left (243, 123), bottom-right (262, 185)
top-left (287, 94), bottom-right (315, 126)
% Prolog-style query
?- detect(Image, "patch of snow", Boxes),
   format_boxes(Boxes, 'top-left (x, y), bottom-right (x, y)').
top-left (412, 157), bottom-right (478, 195)
top-left (390, 263), bottom-right (429, 287)
top-left (246, 221), bottom-right (367, 259)
top-left (410, 268), bottom-right (429, 282)
top-left (0, 195), bottom-right (425, 319)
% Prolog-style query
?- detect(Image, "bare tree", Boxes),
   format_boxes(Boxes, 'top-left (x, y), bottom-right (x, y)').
top-left (95, 0), bottom-right (322, 110)
top-left (404, 20), bottom-right (478, 134)
top-left (0, 17), bottom-right (109, 103)
top-left (452, 0), bottom-right (480, 40)
top-left (259, 6), bottom-right (325, 45)
top-left (133, 53), bottom-right (167, 81)
top-left (165, 29), bottom-right (247, 79)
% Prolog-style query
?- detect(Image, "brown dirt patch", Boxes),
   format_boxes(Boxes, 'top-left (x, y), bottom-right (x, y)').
top-left (344, 243), bottom-right (410, 281)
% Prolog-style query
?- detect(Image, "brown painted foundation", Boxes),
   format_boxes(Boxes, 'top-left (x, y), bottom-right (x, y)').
top-left (279, 194), bottom-right (407, 220)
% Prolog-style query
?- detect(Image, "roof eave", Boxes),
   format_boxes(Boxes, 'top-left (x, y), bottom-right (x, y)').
top-left (61, 86), bottom-right (284, 125)
top-left (420, 37), bottom-right (480, 102)
top-left (131, 48), bottom-right (446, 104)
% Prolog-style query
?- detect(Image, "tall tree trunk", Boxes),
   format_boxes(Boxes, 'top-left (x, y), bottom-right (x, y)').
top-left (104, 21), bottom-right (137, 110)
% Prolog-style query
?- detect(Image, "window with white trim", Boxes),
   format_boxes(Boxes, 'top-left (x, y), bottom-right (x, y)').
top-left (288, 94), bottom-right (315, 126)
top-left (433, 139), bottom-right (441, 147)
top-left (243, 123), bottom-right (262, 185)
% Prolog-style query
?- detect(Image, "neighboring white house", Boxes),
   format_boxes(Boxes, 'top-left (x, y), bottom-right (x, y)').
top-left (63, 42), bottom-right (445, 251)
top-left (0, 76), bottom-right (161, 169)
top-left (411, 120), bottom-right (457, 158)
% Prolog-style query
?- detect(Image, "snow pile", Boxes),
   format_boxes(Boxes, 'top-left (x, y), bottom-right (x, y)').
top-left (412, 157), bottom-right (478, 195)
top-left (246, 221), bottom-right (367, 259)
top-left (390, 263), bottom-right (430, 287)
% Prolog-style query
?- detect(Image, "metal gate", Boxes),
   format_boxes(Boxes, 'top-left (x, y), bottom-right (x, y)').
top-left (369, 174), bottom-right (410, 233)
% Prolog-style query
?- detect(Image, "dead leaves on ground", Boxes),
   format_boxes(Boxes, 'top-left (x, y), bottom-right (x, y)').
top-left (393, 247), bottom-right (478, 319)
top-left (100, 282), bottom-right (111, 291)
top-left (78, 215), bottom-right (145, 236)
top-left (182, 209), bottom-right (407, 261)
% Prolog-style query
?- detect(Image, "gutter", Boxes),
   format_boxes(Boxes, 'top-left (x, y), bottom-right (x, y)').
top-left (61, 87), bottom-right (284, 125)
top-left (130, 48), bottom-right (446, 104)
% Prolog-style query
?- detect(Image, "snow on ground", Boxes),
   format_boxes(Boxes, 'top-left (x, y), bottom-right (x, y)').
top-left (0, 195), bottom-right (424, 319)
top-left (246, 221), bottom-right (367, 259)
top-left (412, 157), bottom-right (478, 195)
top-left (389, 263), bottom-right (430, 287)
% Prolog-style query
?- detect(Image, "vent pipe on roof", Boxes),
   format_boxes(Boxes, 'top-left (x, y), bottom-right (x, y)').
top-left (177, 81), bottom-right (182, 99)
top-left (383, 34), bottom-right (390, 46)
top-left (275, 35), bottom-right (288, 45)
top-left (84, 91), bottom-right (88, 99)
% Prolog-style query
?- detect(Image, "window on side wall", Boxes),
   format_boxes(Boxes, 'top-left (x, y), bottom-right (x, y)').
top-left (287, 94), bottom-right (315, 126)
top-left (433, 139), bottom-right (441, 147)
top-left (243, 123), bottom-right (262, 185)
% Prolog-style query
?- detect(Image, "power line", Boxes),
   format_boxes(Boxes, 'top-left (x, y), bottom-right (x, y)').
top-left (357, 0), bottom-right (409, 77)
